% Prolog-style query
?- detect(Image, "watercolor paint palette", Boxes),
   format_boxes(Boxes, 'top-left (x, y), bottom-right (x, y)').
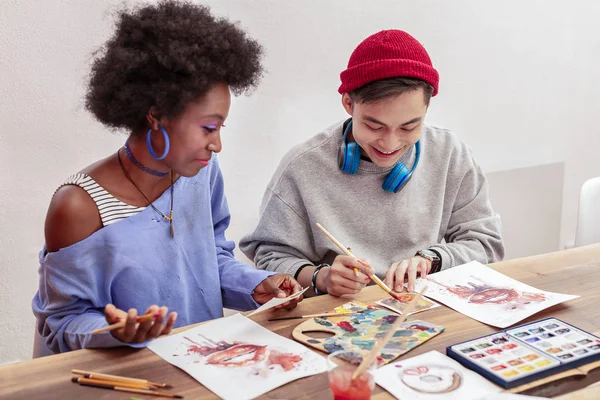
top-left (447, 317), bottom-right (600, 389)
top-left (292, 301), bottom-right (444, 365)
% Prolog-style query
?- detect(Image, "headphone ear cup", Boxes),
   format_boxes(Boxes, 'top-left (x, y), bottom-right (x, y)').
top-left (382, 163), bottom-right (409, 193)
top-left (341, 141), bottom-right (360, 175)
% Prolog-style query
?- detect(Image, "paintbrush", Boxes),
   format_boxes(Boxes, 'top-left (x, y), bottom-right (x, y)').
top-left (72, 376), bottom-right (157, 390)
top-left (72, 369), bottom-right (171, 388)
top-left (72, 376), bottom-right (183, 398)
top-left (352, 286), bottom-right (428, 380)
top-left (91, 312), bottom-right (162, 335)
top-left (315, 223), bottom-right (402, 301)
top-left (268, 311), bottom-right (363, 321)
top-left (316, 223), bottom-right (360, 277)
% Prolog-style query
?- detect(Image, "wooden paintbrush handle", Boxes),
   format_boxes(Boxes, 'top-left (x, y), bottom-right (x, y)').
top-left (91, 321), bottom-right (125, 335)
top-left (74, 377), bottom-right (154, 390)
top-left (352, 286), bottom-right (428, 380)
top-left (316, 223), bottom-right (352, 256)
top-left (315, 223), bottom-right (361, 276)
top-left (72, 369), bottom-right (168, 388)
top-left (73, 369), bottom-right (147, 384)
top-left (73, 377), bottom-right (180, 398)
top-left (91, 312), bottom-right (159, 334)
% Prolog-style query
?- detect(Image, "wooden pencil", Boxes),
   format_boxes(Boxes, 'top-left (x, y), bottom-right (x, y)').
top-left (268, 311), bottom-right (362, 321)
top-left (315, 223), bottom-right (402, 301)
top-left (72, 377), bottom-right (182, 398)
top-left (352, 286), bottom-right (428, 380)
top-left (72, 369), bottom-right (169, 388)
top-left (91, 311), bottom-right (161, 335)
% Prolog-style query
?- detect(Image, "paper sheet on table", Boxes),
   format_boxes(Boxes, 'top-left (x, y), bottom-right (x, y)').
top-left (247, 287), bottom-right (309, 316)
top-left (148, 313), bottom-right (327, 400)
top-left (414, 261), bottom-right (579, 328)
top-left (374, 350), bottom-right (502, 400)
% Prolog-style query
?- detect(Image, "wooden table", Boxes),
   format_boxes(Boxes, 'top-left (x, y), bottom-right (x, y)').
top-left (3, 244), bottom-right (600, 399)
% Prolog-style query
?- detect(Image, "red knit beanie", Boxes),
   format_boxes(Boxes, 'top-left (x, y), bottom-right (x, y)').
top-left (339, 30), bottom-right (439, 96)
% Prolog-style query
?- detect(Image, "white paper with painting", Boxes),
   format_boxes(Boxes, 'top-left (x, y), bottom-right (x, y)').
top-left (374, 350), bottom-right (501, 400)
top-left (147, 313), bottom-right (327, 400)
top-left (414, 261), bottom-right (579, 328)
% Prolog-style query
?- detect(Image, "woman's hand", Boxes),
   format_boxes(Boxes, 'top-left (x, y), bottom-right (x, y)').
top-left (104, 304), bottom-right (177, 343)
top-left (252, 274), bottom-right (304, 310)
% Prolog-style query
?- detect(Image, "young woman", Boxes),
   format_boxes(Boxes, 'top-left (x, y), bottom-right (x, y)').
top-left (32, 0), bottom-right (302, 356)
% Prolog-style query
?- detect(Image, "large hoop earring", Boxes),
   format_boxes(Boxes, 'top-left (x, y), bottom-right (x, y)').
top-left (146, 125), bottom-right (170, 160)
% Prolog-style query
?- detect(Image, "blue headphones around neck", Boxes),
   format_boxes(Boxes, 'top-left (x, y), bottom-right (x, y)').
top-left (338, 120), bottom-right (421, 193)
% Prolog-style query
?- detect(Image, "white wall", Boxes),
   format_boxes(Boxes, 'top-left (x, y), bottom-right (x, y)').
top-left (0, 0), bottom-right (598, 363)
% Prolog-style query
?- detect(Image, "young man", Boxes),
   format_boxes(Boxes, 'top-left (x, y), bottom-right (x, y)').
top-left (240, 30), bottom-right (504, 297)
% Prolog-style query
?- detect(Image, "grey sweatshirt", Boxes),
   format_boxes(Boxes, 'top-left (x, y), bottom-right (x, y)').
top-left (240, 120), bottom-right (504, 278)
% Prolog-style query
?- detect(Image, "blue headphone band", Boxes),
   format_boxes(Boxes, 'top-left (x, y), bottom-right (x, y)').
top-left (339, 121), bottom-right (360, 174)
top-left (146, 125), bottom-right (170, 160)
top-left (342, 119), bottom-right (352, 141)
top-left (339, 119), bottom-right (421, 193)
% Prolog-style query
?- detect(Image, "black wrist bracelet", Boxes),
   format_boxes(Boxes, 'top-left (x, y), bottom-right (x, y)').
top-left (429, 248), bottom-right (443, 273)
top-left (311, 263), bottom-right (329, 295)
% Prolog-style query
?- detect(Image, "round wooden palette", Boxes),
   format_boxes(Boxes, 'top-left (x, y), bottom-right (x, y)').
top-left (292, 303), bottom-right (444, 364)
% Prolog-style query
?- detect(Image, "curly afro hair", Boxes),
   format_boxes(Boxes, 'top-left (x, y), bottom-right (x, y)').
top-left (85, 0), bottom-right (264, 133)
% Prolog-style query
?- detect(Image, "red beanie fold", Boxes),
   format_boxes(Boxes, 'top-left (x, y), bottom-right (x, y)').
top-left (339, 30), bottom-right (439, 96)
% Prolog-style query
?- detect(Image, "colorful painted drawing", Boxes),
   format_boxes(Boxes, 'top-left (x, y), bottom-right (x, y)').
top-left (292, 301), bottom-right (444, 365)
top-left (377, 292), bottom-right (440, 315)
top-left (426, 276), bottom-right (546, 309)
top-left (181, 335), bottom-right (302, 374)
top-left (148, 314), bottom-right (327, 400)
top-left (414, 261), bottom-right (579, 328)
top-left (400, 365), bottom-right (462, 393)
top-left (374, 351), bottom-right (501, 400)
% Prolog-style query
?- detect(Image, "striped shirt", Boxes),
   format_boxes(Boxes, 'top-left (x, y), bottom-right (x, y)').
top-left (60, 174), bottom-right (145, 226)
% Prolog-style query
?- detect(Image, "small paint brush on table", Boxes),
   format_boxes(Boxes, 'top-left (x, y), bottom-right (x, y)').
top-left (268, 311), bottom-right (364, 321)
top-left (72, 369), bottom-right (171, 388)
top-left (72, 376), bottom-right (183, 398)
top-left (316, 222), bottom-right (403, 301)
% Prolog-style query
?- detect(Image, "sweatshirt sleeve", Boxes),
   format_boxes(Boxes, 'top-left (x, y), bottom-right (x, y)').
top-left (429, 153), bottom-right (505, 269)
top-left (240, 183), bottom-right (318, 277)
top-left (32, 250), bottom-right (146, 354)
top-left (208, 158), bottom-right (275, 311)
